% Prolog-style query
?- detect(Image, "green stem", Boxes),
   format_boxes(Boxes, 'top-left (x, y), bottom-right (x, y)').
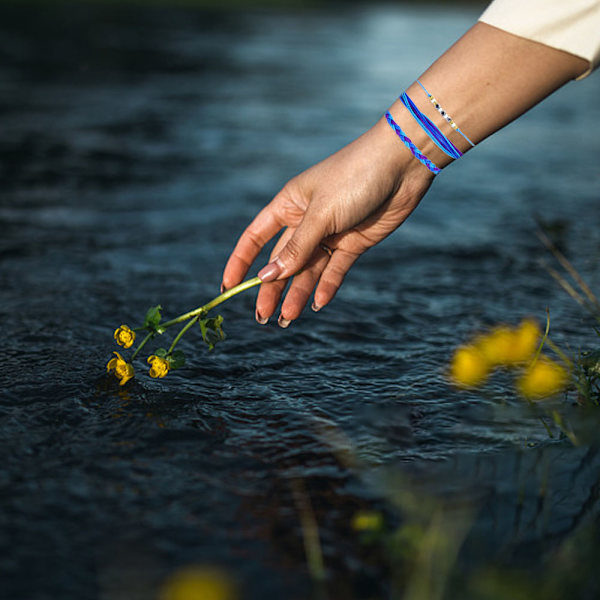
top-left (531, 308), bottom-right (551, 367)
top-left (161, 276), bottom-right (262, 329)
top-left (168, 314), bottom-right (201, 355)
top-left (538, 415), bottom-right (554, 439)
top-left (551, 410), bottom-right (578, 446)
top-left (131, 331), bottom-right (154, 361)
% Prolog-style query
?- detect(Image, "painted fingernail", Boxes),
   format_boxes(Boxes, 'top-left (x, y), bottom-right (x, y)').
top-left (278, 315), bottom-right (291, 328)
top-left (257, 259), bottom-right (282, 283)
top-left (255, 310), bottom-right (268, 325)
top-left (311, 301), bottom-right (321, 312)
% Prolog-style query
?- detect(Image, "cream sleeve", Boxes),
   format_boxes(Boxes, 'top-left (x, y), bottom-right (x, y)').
top-left (479, 0), bottom-right (600, 79)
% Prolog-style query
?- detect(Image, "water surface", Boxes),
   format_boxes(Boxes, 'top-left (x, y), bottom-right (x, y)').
top-left (1, 2), bottom-right (600, 599)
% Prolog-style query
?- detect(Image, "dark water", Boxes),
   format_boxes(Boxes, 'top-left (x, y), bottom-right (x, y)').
top-left (1, 2), bottom-right (600, 599)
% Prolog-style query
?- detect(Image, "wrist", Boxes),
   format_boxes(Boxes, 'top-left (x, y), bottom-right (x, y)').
top-left (370, 106), bottom-right (442, 187)
top-left (384, 91), bottom-right (473, 174)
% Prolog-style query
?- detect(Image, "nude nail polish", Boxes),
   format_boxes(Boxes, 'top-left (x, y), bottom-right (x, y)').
top-left (257, 260), bottom-right (282, 282)
top-left (255, 310), bottom-right (268, 325)
top-left (278, 315), bottom-right (291, 328)
top-left (311, 301), bottom-right (321, 312)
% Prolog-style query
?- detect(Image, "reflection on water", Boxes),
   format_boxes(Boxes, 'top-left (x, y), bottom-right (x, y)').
top-left (1, 2), bottom-right (600, 599)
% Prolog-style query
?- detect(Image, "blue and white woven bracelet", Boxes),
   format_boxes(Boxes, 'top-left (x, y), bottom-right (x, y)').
top-left (385, 111), bottom-right (441, 175)
top-left (400, 92), bottom-right (462, 160)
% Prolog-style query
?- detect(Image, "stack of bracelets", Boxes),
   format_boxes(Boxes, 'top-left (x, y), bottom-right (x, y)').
top-left (385, 79), bottom-right (475, 175)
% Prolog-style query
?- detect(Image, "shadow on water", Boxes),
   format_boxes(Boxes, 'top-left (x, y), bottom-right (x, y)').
top-left (1, 1), bottom-right (600, 599)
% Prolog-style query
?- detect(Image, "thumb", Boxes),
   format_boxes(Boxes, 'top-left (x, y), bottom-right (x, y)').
top-left (257, 214), bottom-right (327, 282)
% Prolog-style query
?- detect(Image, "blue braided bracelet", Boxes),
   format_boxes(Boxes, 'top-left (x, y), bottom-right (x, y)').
top-left (400, 92), bottom-right (462, 160)
top-left (416, 80), bottom-right (475, 147)
top-left (384, 111), bottom-right (440, 175)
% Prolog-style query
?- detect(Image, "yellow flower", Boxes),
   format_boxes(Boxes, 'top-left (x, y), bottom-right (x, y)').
top-left (160, 566), bottom-right (237, 600)
top-left (476, 319), bottom-right (541, 367)
top-left (449, 344), bottom-right (491, 388)
top-left (148, 355), bottom-right (170, 378)
top-left (106, 351), bottom-right (135, 386)
top-left (508, 318), bottom-right (541, 364)
top-left (114, 324), bottom-right (136, 349)
top-left (516, 357), bottom-right (569, 400)
top-left (351, 510), bottom-right (384, 532)
top-left (476, 326), bottom-right (516, 366)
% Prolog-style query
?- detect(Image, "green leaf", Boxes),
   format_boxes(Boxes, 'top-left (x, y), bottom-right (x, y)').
top-left (153, 347), bottom-right (168, 358)
top-left (199, 314), bottom-right (226, 351)
top-left (580, 349), bottom-right (600, 376)
top-left (169, 350), bottom-right (186, 369)
top-left (144, 305), bottom-right (163, 330)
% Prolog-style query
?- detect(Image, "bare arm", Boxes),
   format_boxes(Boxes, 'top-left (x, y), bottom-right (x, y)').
top-left (221, 22), bottom-right (589, 327)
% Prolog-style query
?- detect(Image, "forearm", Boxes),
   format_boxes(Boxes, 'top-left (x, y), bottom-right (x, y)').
top-left (386, 22), bottom-right (589, 171)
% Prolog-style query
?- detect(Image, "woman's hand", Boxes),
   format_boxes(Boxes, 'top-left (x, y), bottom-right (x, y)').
top-left (221, 115), bottom-right (434, 327)
top-left (222, 20), bottom-right (589, 327)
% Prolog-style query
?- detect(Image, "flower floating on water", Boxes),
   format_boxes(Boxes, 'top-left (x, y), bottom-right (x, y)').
top-left (114, 324), bottom-right (136, 349)
top-left (148, 354), bottom-right (170, 379)
top-left (106, 351), bottom-right (135, 386)
top-left (104, 277), bottom-right (262, 385)
top-left (449, 317), bottom-right (570, 400)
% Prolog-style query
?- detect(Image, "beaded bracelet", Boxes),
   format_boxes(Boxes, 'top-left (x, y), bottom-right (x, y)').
top-left (400, 92), bottom-right (462, 160)
top-left (416, 80), bottom-right (475, 147)
top-left (384, 111), bottom-right (440, 175)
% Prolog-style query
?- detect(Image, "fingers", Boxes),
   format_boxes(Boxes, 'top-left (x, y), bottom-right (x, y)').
top-left (278, 249), bottom-right (330, 326)
top-left (221, 204), bottom-right (285, 291)
top-left (256, 235), bottom-right (330, 327)
top-left (312, 248), bottom-right (359, 311)
top-left (255, 229), bottom-right (293, 325)
top-left (257, 204), bottom-right (329, 283)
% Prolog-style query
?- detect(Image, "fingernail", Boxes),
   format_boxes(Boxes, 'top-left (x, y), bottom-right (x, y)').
top-left (220, 283), bottom-right (226, 294)
top-left (255, 310), bottom-right (268, 325)
top-left (278, 315), bottom-right (291, 328)
top-left (311, 301), bottom-right (321, 312)
top-left (257, 259), bottom-right (282, 283)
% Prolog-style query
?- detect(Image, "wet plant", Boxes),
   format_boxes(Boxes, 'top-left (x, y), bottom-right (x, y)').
top-left (448, 227), bottom-right (600, 447)
top-left (448, 313), bottom-right (571, 401)
top-left (536, 228), bottom-right (600, 407)
top-left (105, 277), bottom-right (262, 385)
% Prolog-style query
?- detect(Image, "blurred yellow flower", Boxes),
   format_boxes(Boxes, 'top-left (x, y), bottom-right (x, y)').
top-left (351, 510), bottom-right (384, 532)
top-left (449, 344), bottom-right (491, 388)
top-left (147, 354), bottom-right (170, 378)
top-left (160, 566), bottom-right (237, 600)
top-left (476, 326), bottom-right (514, 366)
top-left (106, 351), bottom-right (135, 386)
top-left (516, 357), bottom-right (569, 400)
top-left (476, 319), bottom-right (541, 367)
top-left (509, 318), bottom-right (541, 364)
top-left (114, 324), bottom-right (136, 349)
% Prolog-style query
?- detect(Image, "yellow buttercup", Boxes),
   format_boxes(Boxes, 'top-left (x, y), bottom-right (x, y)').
top-left (106, 351), bottom-right (135, 386)
top-left (476, 319), bottom-right (541, 367)
top-left (114, 324), bottom-right (136, 349)
top-left (449, 344), bottom-right (491, 388)
top-left (148, 354), bottom-right (170, 378)
top-left (516, 357), bottom-right (568, 400)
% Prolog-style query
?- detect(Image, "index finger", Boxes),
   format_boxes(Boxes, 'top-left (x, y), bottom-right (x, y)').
top-left (221, 203), bottom-right (286, 290)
